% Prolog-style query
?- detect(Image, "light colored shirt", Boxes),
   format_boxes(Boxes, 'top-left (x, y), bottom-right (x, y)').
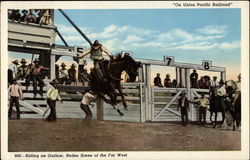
top-left (8, 84), bottom-right (23, 98)
top-left (235, 81), bottom-right (241, 92)
top-left (81, 92), bottom-right (95, 105)
top-left (215, 85), bottom-right (227, 96)
top-left (210, 80), bottom-right (219, 88)
top-left (192, 98), bottom-right (209, 108)
top-left (59, 69), bottom-right (69, 78)
top-left (8, 64), bottom-right (18, 78)
top-left (47, 87), bottom-right (61, 101)
top-left (78, 46), bottom-right (112, 61)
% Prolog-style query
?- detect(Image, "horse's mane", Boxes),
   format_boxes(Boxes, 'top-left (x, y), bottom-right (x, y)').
top-left (113, 53), bottom-right (135, 63)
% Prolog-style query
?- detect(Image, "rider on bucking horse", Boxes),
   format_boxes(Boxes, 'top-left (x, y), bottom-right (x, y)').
top-left (77, 40), bottom-right (113, 82)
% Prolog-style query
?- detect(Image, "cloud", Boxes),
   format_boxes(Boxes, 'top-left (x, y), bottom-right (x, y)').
top-left (197, 25), bottom-right (228, 35)
top-left (124, 35), bottom-right (143, 44)
top-left (219, 41), bottom-right (240, 49)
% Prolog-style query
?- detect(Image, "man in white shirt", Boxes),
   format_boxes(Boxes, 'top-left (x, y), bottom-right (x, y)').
top-left (80, 89), bottom-right (95, 120)
top-left (190, 93), bottom-right (210, 126)
top-left (8, 60), bottom-right (19, 83)
top-left (59, 62), bottom-right (69, 84)
top-left (215, 80), bottom-right (226, 112)
top-left (46, 79), bottom-right (63, 122)
top-left (210, 76), bottom-right (219, 89)
top-left (8, 79), bottom-right (23, 119)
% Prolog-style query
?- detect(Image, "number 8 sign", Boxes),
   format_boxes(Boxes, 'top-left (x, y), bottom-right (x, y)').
top-left (202, 60), bottom-right (212, 70)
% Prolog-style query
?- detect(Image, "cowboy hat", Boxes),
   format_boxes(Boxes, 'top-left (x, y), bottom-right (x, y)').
top-left (60, 62), bottom-right (66, 67)
top-left (157, 73), bottom-right (160, 76)
top-left (70, 63), bottom-right (77, 67)
top-left (33, 58), bottom-right (40, 63)
top-left (20, 58), bottom-right (27, 64)
top-left (238, 74), bottom-right (241, 78)
top-left (22, 9), bottom-right (28, 13)
top-left (12, 60), bottom-right (19, 65)
top-left (213, 76), bottom-right (217, 78)
top-left (166, 74), bottom-right (170, 77)
top-left (50, 79), bottom-right (59, 85)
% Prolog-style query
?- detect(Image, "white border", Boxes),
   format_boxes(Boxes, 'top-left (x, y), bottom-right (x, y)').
top-left (1, 1), bottom-right (249, 160)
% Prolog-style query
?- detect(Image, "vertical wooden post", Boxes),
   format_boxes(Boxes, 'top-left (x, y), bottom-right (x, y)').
top-left (96, 97), bottom-right (104, 120)
top-left (185, 68), bottom-right (191, 99)
top-left (176, 67), bottom-right (180, 87)
top-left (180, 68), bottom-right (186, 87)
top-left (138, 66), bottom-right (143, 82)
top-left (221, 71), bottom-right (226, 82)
top-left (50, 53), bottom-right (55, 80)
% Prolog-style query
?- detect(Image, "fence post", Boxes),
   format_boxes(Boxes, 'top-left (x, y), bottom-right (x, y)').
top-left (96, 97), bottom-right (104, 120)
top-left (50, 53), bottom-right (55, 80)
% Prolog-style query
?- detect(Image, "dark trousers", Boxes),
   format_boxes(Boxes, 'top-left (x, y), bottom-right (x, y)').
top-left (47, 99), bottom-right (56, 121)
top-left (199, 107), bottom-right (207, 126)
top-left (59, 77), bottom-right (69, 84)
top-left (218, 96), bottom-right (226, 112)
top-left (31, 74), bottom-right (44, 98)
top-left (8, 96), bottom-right (20, 119)
top-left (80, 104), bottom-right (92, 120)
top-left (181, 107), bottom-right (188, 126)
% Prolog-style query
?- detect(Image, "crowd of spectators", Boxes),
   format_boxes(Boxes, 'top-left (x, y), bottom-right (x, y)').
top-left (153, 71), bottom-right (222, 89)
top-left (8, 9), bottom-right (53, 26)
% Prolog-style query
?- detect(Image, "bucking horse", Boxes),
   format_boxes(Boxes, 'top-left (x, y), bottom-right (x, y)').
top-left (89, 53), bottom-right (141, 116)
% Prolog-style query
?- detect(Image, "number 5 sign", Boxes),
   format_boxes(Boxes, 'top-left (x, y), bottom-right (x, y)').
top-left (164, 56), bottom-right (175, 66)
top-left (202, 60), bottom-right (212, 70)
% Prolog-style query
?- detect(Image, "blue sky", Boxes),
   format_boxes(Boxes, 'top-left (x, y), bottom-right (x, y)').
top-left (55, 9), bottom-right (240, 63)
top-left (9, 9), bottom-right (241, 80)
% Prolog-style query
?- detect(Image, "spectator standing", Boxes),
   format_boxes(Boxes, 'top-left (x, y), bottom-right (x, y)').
top-left (215, 80), bottom-right (226, 112)
top-left (177, 91), bottom-right (189, 126)
top-left (210, 76), bottom-right (219, 89)
top-left (20, 9), bottom-right (28, 22)
top-left (59, 63), bottom-right (69, 84)
top-left (8, 60), bottom-right (19, 80)
top-left (9, 9), bottom-right (21, 22)
top-left (30, 58), bottom-right (49, 98)
top-left (39, 10), bottom-right (53, 26)
top-left (164, 74), bottom-right (172, 88)
top-left (172, 79), bottom-right (177, 88)
top-left (190, 70), bottom-right (198, 88)
top-left (80, 89), bottom-right (96, 120)
top-left (154, 73), bottom-right (163, 87)
top-left (16, 58), bottom-right (29, 80)
top-left (190, 93), bottom-right (209, 126)
top-left (197, 76), bottom-right (205, 89)
top-left (46, 79), bottom-right (63, 122)
top-left (68, 63), bottom-right (77, 85)
top-left (8, 79), bottom-right (23, 119)
top-left (25, 9), bottom-right (36, 24)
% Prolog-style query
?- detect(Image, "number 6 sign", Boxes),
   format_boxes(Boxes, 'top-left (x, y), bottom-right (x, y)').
top-left (202, 60), bottom-right (212, 70)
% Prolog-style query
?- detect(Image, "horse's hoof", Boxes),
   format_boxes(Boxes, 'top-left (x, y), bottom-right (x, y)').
top-left (119, 112), bottom-right (124, 116)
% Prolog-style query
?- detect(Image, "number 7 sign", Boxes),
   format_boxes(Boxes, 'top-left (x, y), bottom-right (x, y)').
top-left (164, 56), bottom-right (175, 66)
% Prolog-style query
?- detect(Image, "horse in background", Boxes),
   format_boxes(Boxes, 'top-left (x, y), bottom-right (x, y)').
top-left (209, 87), bottom-right (226, 128)
top-left (225, 80), bottom-right (241, 130)
top-left (89, 53), bottom-right (141, 116)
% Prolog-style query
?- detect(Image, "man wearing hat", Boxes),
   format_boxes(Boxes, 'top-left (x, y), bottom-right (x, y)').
top-left (68, 63), bottom-right (77, 85)
top-left (77, 40), bottom-right (113, 82)
top-left (9, 9), bottom-right (21, 22)
top-left (17, 58), bottom-right (29, 80)
top-left (190, 93), bottom-right (210, 126)
top-left (190, 70), bottom-right (198, 88)
top-left (210, 76), bottom-right (219, 89)
top-left (215, 80), bottom-right (227, 112)
top-left (164, 74), bottom-right (172, 88)
top-left (30, 58), bottom-right (49, 98)
top-left (25, 9), bottom-right (36, 24)
top-left (39, 9), bottom-right (53, 26)
top-left (59, 62), bottom-right (69, 84)
top-left (177, 91), bottom-right (190, 126)
top-left (20, 9), bottom-right (28, 22)
top-left (8, 79), bottom-right (23, 119)
top-left (8, 60), bottom-right (19, 81)
top-left (154, 73), bottom-right (163, 87)
top-left (46, 79), bottom-right (63, 122)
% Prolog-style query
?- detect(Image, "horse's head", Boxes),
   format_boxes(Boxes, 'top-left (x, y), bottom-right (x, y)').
top-left (122, 53), bottom-right (141, 82)
top-left (225, 80), bottom-right (237, 100)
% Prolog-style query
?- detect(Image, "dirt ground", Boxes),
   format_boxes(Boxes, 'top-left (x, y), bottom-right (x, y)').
top-left (8, 119), bottom-right (240, 151)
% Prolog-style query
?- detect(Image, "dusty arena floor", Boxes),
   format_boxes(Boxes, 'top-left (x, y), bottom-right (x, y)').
top-left (8, 119), bottom-right (240, 151)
